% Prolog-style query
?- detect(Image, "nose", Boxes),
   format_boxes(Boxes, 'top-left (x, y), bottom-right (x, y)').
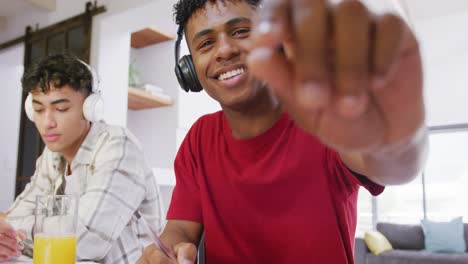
top-left (215, 34), bottom-right (239, 63)
top-left (42, 110), bottom-right (57, 129)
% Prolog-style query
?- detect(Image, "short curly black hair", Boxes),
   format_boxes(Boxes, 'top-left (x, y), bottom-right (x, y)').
top-left (173, 0), bottom-right (261, 32)
top-left (21, 53), bottom-right (94, 95)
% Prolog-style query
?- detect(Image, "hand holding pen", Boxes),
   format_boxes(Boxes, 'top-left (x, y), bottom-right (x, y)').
top-left (136, 215), bottom-right (197, 264)
top-left (139, 216), bottom-right (178, 262)
top-left (0, 217), bottom-right (26, 262)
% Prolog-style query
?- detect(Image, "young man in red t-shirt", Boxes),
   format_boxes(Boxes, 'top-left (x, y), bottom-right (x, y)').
top-left (138, 0), bottom-right (427, 263)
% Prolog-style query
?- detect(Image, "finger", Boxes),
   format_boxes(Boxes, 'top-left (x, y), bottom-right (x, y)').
top-left (292, 0), bottom-right (330, 83)
top-left (0, 221), bottom-right (15, 240)
top-left (334, 0), bottom-right (370, 94)
top-left (135, 258), bottom-right (145, 264)
top-left (317, 104), bottom-right (385, 152)
top-left (137, 244), bottom-right (173, 264)
top-left (248, 47), bottom-right (323, 134)
top-left (0, 236), bottom-right (18, 252)
top-left (0, 243), bottom-right (19, 259)
top-left (252, 0), bottom-right (291, 48)
top-left (334, 0), bottom-right (371, 117)
top-left (16, 230), bottom-right (26, 241)
top-left (0, 239), bottom-right (20, 256)
top-left (372, 13), bottom-right (404, 89)
top-left (174, 243), bottom-right (197, 264)
top-left (248, 47), bottom-right (295, 107)
top-left (0, 254), bottom-right (9, 263)
top-left (370, 20), bottom-right (423, 144)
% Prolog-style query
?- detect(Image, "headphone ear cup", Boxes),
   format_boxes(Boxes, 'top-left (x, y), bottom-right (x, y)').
top-left (24, 93), bottom-right (35, 122)
top-left (175, 61), bottom-right (189, 92)
top-left (83, 93), bottom-right (104, 122)
top-left (179, 55), bottom-right (203, 92)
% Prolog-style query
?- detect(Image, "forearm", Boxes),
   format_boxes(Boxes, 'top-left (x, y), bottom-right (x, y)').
top-left (342, 125), bottom-right (429, 186)
top-left (161, 220), bottom-right (203, 250)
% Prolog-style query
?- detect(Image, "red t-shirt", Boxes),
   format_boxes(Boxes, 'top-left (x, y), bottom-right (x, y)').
top-left (168, 111), bottom-right (384, 264)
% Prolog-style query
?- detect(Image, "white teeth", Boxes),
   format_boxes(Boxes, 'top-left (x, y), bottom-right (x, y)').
top-left (218, 68), bottom-right (245, 81)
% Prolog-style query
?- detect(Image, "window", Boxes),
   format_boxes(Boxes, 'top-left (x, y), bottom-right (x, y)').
top-left (425, 131), bottom-right (468, 221)
top-left (356, 188), bottom-right (373, 237)
top-left (377, 173), bottom-right (424, 224)
top-left (356, 129), bottom-right (468, 238)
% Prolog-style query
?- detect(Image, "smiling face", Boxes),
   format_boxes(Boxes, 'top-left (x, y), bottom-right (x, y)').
top-left (31, 84), bottom-right (90, 158)
top-left (186, 0), bottom-right (266, 111)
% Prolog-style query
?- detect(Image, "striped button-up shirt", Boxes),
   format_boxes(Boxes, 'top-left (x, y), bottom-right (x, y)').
top-left (7, 122), bottom-right (164, 263)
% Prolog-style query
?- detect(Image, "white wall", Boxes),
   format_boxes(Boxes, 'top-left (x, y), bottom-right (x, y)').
top-left (0, 45), bottom-right (24, 211)
top-left (91, 0), bottom-right (178, 127)
top-left (127, 41), bottom-right (179, 168)
top-left (93, 0), bottom-right (179, 170)
top-left (0, 0), bottom-right (156, 44)
top-left (92, 17), bottom-right (131, 126)
top-left (414, 11), bottom-right (468, 126)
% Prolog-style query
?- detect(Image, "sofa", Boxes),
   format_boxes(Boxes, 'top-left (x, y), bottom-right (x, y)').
top-left (354, 222), bottom-right (468, 264)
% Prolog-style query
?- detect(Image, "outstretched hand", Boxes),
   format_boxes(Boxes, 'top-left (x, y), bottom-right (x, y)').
top-left (248, 0), bottom-right (424, 153)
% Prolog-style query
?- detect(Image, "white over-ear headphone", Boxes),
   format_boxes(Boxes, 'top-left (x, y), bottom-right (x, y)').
top-left (24, 59), bottom-right (104, 123)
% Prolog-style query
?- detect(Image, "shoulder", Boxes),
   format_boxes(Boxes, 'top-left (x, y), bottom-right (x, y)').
top-left (176, 111), bottom-right (223, 158)
top-left (193, 111), bottom-right (223, 130)
top-left (89, 122), bottom-right (144, 153)
top-left (37, 146), bottom-right (61, 167)
top-left (185, 111), bottom-right (224, 139)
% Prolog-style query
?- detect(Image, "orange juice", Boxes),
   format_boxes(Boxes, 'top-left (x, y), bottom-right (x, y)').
top-left (33, 234), bottom-right (76, 264)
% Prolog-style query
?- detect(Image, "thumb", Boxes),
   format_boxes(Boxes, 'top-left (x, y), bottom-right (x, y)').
top-left (17, 230), bottom-right (27, 241)
top-left (174, 242), bottom-right (197, 264)
top-left (247, 47), bottom-right (295, 107)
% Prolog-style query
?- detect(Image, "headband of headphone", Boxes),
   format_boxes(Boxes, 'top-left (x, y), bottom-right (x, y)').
top-left (77, 58), bottom-right (101, 94)
top-left (174, 27), bottom-right (203, 93)
top-left (24, 57), bottom-right (104, 123)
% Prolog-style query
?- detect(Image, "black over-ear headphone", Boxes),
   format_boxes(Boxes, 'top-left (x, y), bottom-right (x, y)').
top-left (174, 27), bottom-right (203, 93)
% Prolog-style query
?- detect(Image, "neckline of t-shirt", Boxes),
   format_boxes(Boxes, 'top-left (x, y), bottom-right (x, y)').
top-left (222, 111), bottom-right (291, 148)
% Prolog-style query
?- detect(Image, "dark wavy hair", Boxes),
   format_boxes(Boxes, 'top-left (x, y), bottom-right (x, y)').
top-left (173, 0), bottom-right (261, 31)
top-left (21, 53), bottom-right (93, 95)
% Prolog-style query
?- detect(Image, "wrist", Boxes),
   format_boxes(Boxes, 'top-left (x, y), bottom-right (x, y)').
top-left (0, 212), bottom-right (7, 219)
top-left (361, 124), bottom-right (429, 185)
top-left (371, 123), bottom-right (428, 159)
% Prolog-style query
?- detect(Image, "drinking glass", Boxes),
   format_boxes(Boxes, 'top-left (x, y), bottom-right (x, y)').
top-left (33, 195), bottom-right (79, 264)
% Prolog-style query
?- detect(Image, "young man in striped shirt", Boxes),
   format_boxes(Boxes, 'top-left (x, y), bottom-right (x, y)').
top-left (0, 54), bottom-right (164, 263)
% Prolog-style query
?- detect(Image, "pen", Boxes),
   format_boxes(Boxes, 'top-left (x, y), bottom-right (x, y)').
top-left (16, 235), bottom-right (24, 250)
top-left (137, 214), bottom-right (178, 262)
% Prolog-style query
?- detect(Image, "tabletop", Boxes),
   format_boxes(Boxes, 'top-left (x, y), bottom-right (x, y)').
top-left (7, 255), bottom-right (97, 263)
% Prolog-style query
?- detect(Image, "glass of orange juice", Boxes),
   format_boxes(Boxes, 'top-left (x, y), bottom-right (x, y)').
top-left (33, 195), bottom-right (79, 264)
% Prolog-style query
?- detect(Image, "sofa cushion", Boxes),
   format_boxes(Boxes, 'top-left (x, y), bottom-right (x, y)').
top-left (366, 249), bottom-right (468, 264)
top-left (377, 223), bottom-right (424, 250)
top-left (365, 231), bottom-right (393, 255)
top-left (421, 217), bottom-right (466, 253)
top-left (465, 224), bottom-right (468, 251)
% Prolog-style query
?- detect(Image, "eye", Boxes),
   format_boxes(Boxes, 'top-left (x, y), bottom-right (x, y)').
top-left (34, 109), bottom-right (43, 113)
top-left (199, 39), bottom-right (214, 50)
top-left (57, 108), bottom-right (69, 113)
top-left (232, 28), bottom-right (250, 37)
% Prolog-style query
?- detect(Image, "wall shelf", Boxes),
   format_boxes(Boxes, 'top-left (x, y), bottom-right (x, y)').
top-left (128, 87), bottom-right (173, 110)
top-left (130, 27), bottom-right (175, 48)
